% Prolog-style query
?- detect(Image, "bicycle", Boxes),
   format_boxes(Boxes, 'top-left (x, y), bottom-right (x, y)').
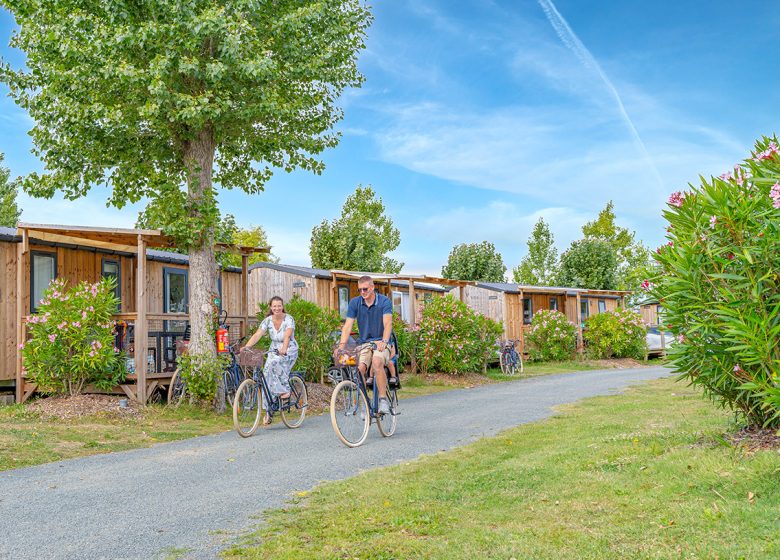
top-left (330, 342), bottom-right (399, 448)
top-left (232, 348), bottom-right (308, 437)
top-left (498, 339), bottom-right (523, 375)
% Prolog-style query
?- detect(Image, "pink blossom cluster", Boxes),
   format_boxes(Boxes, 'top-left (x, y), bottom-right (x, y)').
top-left (88, 339), bottom-right (104, 358)
top-left (719, 165), bottom-right (747, 183)
top-left (640, 280), bottom-right (652, 291)
top-left (770, 183), bottom-right (780, 209)
top-left (667, 191), bottom-right (686, 207)
top-left (656, 241), bottom-right (674, 254)
top-left (709, 215), bottom-right (717, 229)
top-left (754, 141), bottom-right (779, 162)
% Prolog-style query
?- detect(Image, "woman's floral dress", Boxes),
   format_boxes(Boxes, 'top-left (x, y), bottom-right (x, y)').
top-left (259, 314), bottom-right (299, 405)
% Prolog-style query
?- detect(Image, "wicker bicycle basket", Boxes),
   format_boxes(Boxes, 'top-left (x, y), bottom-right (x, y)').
top-left (239, 348), bottom-right (265, 368)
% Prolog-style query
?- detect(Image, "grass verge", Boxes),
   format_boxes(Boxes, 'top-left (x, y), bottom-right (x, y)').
top-left (0, 403), bottom-right (232, 471)
top-left (222, 377), bottom-right (780, 559)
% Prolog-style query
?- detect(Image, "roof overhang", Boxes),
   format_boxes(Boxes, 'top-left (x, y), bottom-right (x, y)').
top-left (17, 223), bottom-right (270, 256)
top-left (329, 270), bottom-right (475, 288)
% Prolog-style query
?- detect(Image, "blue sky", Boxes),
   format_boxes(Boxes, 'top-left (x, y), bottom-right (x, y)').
top-left (1, 0), bottom-right (778, 275)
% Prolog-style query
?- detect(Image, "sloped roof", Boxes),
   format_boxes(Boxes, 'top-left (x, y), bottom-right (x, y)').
top-left (249, 262), bottom-right (449, 292)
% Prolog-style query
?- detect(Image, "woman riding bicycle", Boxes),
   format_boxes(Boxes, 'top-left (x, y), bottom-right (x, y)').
top-left (242, 296), bottom-right (298, 424)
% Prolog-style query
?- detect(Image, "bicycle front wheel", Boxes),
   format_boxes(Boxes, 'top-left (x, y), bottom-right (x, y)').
top-left (330, 380), bottom-right (369, 448)
top-left (233, 378), bottom-right (262, 438)
top-left (376, 389), bottom-right (398, 437)
top-left (167, 369), bottom-right (186, 406)
top-left (281, 375), bottom-right (308, 429)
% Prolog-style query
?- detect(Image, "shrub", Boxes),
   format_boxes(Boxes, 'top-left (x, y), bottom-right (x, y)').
top-left (21, 278), bottom-right (123, 395)
top-left (583, 308), bottom-right (646, 359)
top-left (392, 312), bottom-right (419, 372)
top-left (416, 295), bottom-right (502, 375)
top-left (525, 309), bottom-right (577, 361)
top-left (255, 296), bottom-right (342, 383)
top-left (651, 135), bottom-right (780, 428)
top-left (177, 350), bottom-right (227, 403)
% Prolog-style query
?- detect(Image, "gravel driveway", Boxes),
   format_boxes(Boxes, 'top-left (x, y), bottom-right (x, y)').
top-left (0, 366), bottom-right (669, 560)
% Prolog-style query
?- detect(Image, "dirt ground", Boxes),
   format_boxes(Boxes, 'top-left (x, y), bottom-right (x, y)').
top-left (26, 394), bottom-right (142, 420)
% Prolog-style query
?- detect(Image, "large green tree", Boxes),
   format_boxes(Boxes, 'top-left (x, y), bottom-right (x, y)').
top-left (582, 201), bottom-right (652, 292)
top-left (441, 241), bottom-right (506, 282)
top-left (513, 217), bottom-right (558, 285)
top-left (558, 238), bottom-right (617, 290)
top-left (0, 153), bottom-right (21, 227)
top-left (1, 0), bottom-right (371, 407)
top-left (310, 185), bottom-right (402, 273)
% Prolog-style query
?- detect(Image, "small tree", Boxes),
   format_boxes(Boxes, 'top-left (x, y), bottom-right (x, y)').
top-left (0, 153), bottom-right (21, 227)
top-left (310, 185), bottom-right (402, 273)
top-left (441, 241), bottom-right (506, 282)
top-left (558, 239), bottom-right (618, 290)
top-left (21, 278), bottom-right (123, 395)
top-left (513, 217), bottom-right (559, 285)
top-left (651, 135), bottom-right (780, 428)
top-left (582, 201), bottom-right (652, 293)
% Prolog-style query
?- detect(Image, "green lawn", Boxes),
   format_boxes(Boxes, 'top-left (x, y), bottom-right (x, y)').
top-left (223, 377), bottom-right (780, 559)
top-left (0, 403), bottom-right (233, 471)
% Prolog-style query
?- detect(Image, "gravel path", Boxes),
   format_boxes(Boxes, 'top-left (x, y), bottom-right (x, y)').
top-left (0, 366), bottom-right (669, 560)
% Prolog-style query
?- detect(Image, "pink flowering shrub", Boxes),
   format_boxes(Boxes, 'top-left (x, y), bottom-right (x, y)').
top-left (525, 310), bottom-right (577, 361)
top-left (583, 308), bottom-right (645, 359)
top-left (21, 278), bottom-right (123, 395)
top-left (652, 135), bottom-right (780, 428)
top-left (413, 295), bottom-right (502, 375)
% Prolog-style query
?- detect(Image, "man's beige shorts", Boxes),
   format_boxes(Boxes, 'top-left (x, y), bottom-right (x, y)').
top-left (358, 346), bottom-right (390, 370)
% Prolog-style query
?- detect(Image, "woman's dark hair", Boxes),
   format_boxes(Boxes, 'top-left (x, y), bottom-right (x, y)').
top-left (266, 296), bottom-right (285, 317)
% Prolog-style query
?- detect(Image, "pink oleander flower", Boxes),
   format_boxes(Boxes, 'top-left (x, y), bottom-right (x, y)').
top-left (754, 141), bottom-right (779, 162)
top-left (770, 183), bottom-right (780, 209)
top-left (17, 343), bottom-right (24, 350)
top-left (73, 321), bottom-right (81, 328)
top-left (640, 280), bottom-right (651, 290)
top-left (709, 215), bottom-right (717, 229)
top-left (58, 322), bottom-right (67, 329)
top-left (668, 191), bottom-right (686, 207)
top-left (48, 334), bottom-right (57, 342)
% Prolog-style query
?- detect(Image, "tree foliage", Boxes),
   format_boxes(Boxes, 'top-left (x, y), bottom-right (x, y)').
top-left (513, 217), bottom-right (558, 285)
top-left (310, 185), bottom-right (402, 273)
top-left (441, 241), bottom-right (506, 282)
top-left (558, 238), bottom-right (617, 290)
top-left (651, 135), bottom-right (780, 428)
top-left (0, 153), bottom-right (21, 227)
top-left (1, 0), bottom-right (371, 408)
top-left (582, 201), bottom-right (652, 292)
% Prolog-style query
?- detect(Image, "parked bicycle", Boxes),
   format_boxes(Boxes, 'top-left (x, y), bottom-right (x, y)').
top-left (232, 348), bottom-right (308, 437)
top-left (168, 311), bottom-right (246, 407)
top-left (498, 339), bottom-right (523, 375)
top-left (330, 342), bottom-right (400, 448)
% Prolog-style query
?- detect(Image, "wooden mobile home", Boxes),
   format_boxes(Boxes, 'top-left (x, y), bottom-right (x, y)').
top-left (1, 224), bottom-right (265, 403)
top-left (247, 262), bottom-right (454, 322)
top-left (455, 282), bottom-right (631, 353)
top-left (637, 299), bottom-right (663, 326)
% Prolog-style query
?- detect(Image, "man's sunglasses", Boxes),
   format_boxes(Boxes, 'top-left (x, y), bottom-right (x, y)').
top-left (358, 287), bottom-right (372, 293)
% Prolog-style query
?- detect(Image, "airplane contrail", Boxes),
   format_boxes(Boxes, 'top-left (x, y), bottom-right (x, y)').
top-left (538, 0), bottom-right (665, 189)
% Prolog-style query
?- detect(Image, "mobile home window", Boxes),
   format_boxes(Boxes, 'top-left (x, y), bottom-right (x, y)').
top-left (31, 251), bottom-right (57, 313)
top-left (598, 299), bottom-right (607, 313)
top-left (549, 297), bottom-right (558, 311)
top-left (338, 286), bottom-right (350, 318)
top-left (392, 291), bottom-right (403, 318)
top-left (580, 300), bottom-right (589, 324)
top-left (522, 297), bottom-right (533, 324)
top-left (101, 258), bottom-right (121, 308)
top-left (424, 293), bottom-right (433, 304)
top-left (163, 267), bottom-right (189, 314)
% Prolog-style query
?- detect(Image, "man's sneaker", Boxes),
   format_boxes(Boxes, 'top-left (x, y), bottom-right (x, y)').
top-left (378, 398), bottom-right (390, 415)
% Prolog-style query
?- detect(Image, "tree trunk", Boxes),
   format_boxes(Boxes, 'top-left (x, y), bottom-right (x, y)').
top-left (183, 127), bottom-right (225, 413)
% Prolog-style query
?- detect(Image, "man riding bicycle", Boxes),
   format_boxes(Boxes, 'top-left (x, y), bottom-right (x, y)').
top-left (336, 275), bottom-right (393, 414)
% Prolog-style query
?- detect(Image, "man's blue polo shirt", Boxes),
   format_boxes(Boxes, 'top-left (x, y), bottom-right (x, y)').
top-left (346, 293), bottom-right (393, 343)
